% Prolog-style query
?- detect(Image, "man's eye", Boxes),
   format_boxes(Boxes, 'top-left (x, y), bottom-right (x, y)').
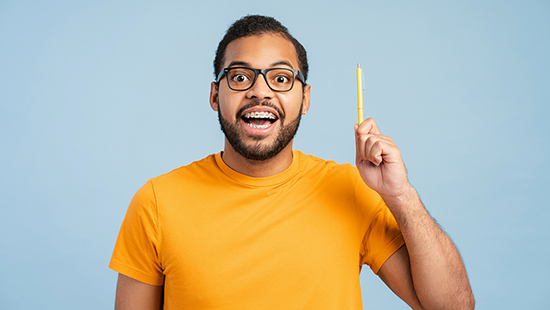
top-left (233, 74), bottom-right (249, 83)
top-left (274, 76), bottom-right (290, 84)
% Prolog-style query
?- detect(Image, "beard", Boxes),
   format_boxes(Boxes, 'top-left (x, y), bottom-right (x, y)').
top-left (218, 100), bottom-right (303, 161)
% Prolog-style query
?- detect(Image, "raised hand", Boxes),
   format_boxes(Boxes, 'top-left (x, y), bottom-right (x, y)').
top-left (354, 118), bottom-right (412, 200)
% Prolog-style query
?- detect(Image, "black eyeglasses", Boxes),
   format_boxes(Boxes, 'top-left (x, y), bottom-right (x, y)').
top-left (215, 67), bottom-right (305, 92)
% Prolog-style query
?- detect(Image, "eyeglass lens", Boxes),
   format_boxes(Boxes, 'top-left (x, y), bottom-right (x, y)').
top-left (226, 68), bottom-right (295, 91)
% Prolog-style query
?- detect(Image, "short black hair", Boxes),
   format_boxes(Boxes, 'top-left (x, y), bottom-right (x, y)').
top-left (213, 15), bottom-right (308, 83)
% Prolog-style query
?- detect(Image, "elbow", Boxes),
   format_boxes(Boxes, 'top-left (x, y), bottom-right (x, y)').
top-left (448, 290), bottom-right (476, 310)
top-left (456, 282), bottom-right (476, 310)
top-left (449, 277), bottom-right (476, 310)
top-left (464, 291), bottom-right (476, 310)
top-left (450, 290), bottom-right (476, 310)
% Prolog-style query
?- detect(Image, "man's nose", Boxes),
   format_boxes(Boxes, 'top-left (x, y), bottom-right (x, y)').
top-left (246, 73), bottom-right (274, 99)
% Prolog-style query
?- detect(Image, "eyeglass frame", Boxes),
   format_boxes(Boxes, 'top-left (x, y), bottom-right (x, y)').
top-left (215, 67), bottom-right (306, 92)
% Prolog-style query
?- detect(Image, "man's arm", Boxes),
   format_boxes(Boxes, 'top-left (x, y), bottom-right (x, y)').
top-left (355, 119), bottom-right (475, 310)
top-left (114, 273), bottom-right (163, 310)
top-left (378, 190), bottom-right (474, 310)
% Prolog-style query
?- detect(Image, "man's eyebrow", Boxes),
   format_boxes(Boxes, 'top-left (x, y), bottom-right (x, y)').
top-left (270, 61), bottom-right (294, 68)
top-left (227, 61), bottom-right (250, 68)
top-left (226, 60), bottom-right (295, 69)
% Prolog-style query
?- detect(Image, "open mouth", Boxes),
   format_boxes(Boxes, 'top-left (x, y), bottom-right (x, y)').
top-left (241, 111), bottom-right (278, 129)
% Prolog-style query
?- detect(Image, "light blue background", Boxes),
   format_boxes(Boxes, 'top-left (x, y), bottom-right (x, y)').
top-left (1, 0), bottom-right (548, 309)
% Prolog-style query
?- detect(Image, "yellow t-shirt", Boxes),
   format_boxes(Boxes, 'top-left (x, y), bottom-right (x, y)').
top-left (109, 150), bottom-right (404, 309)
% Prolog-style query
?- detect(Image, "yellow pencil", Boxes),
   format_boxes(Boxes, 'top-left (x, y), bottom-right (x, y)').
top-left (356, 63), bottom-right (364, 124)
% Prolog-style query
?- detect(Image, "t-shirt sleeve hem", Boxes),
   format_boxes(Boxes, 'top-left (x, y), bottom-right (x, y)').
top-left (109, 259), bottom-right (165, 286)
top-left (369, 233), bottom-right (405, 275)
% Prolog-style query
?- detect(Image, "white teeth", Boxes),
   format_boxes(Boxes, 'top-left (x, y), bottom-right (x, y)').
top-left (246, 123), bottom-right (271, 129)
top-left (244, 111), bottom-right (277, 119)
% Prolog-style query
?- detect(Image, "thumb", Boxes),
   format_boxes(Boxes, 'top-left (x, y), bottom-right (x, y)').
top-left (354, 124), bottom-right (362, 165)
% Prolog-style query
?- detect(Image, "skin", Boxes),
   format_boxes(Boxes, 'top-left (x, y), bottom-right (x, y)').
top-left (355, 119), bottom-right (475, 309)
top-left (114, 274), bottom-right (162, 310)
top-left (114, 33), bottom-right (474, 310)
top-left (209, 33), bottom-right (311, 177)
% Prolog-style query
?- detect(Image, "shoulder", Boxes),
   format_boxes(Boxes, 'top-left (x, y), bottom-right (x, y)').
top-left (295, 150), bottom-right (357, 177)
top-left (129, 154), bottom-right (220, 202)
top-left (294, 150), bottom-right (361, 188)
top-left (295, 150), bottom-right (381, 202)
top-left (150, 154), bottom-right (218, 185)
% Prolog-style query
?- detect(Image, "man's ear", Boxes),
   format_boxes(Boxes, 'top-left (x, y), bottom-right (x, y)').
top-left (209, 82), bottom-right (219, 111)
top-left (302, 84), bottom-right (311, 115)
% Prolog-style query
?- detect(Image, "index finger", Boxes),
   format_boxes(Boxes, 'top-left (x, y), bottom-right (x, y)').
top-left (356, 117), bottom-right (382, 135)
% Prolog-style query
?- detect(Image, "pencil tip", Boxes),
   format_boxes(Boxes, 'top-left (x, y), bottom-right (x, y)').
top-left (357, 63), bottom-right (361, 68)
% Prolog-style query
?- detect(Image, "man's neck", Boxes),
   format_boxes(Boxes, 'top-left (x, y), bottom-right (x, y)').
top-left (221, 141), bottom-right (294, 178)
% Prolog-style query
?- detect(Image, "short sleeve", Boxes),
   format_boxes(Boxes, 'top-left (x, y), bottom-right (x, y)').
top-left (353, 172), bottom-right (405, 274)
top-left (360, 205), bottom-right (404, 274)
top-left (109, 180), bottom-right (164, 285)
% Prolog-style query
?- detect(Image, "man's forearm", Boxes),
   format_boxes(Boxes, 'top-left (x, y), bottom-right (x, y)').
top-left (382, 187), bottom-right (475, 310)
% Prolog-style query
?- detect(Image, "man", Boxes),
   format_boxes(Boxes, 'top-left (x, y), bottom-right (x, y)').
top-left (110, 15), bottom-right (474, 309)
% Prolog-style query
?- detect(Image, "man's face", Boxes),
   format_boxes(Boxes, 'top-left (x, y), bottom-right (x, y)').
top-left (210, 33), bottom-right (310, 161)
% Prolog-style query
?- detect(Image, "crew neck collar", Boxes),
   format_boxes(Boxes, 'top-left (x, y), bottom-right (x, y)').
top-left (214, 150), bottom-right (301, 187)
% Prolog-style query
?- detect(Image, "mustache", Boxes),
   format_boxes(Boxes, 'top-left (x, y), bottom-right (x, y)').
top-left (236, 100), bottom-right (285, 121)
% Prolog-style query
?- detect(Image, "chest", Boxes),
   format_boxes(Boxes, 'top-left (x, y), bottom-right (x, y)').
top-left (156, 184), bottom-right (362, 306)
